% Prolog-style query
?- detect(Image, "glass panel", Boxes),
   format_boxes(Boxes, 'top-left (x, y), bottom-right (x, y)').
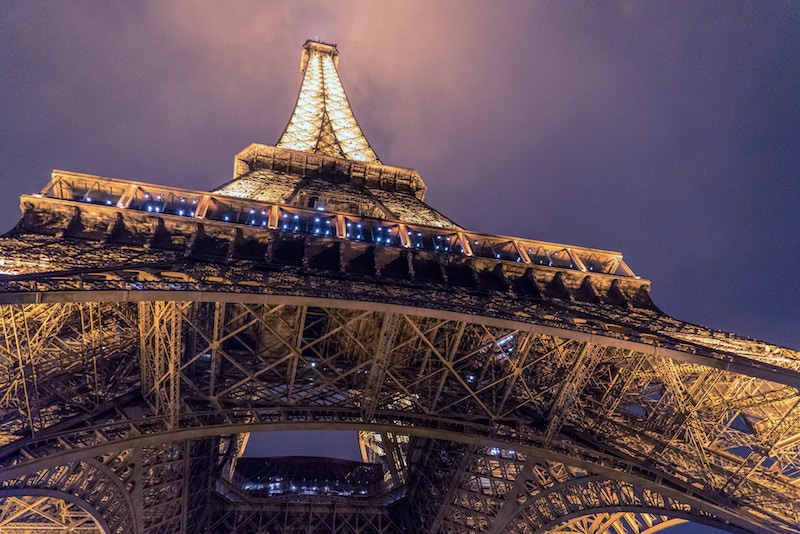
top-left (579, 253), bottom-right (612, 273)
top-left (466, 235), bottom-right (521, 262)
top-left (55, 177), bottom-right (127, 207)
top-left (406, 226), bottom-right (464, 254)
top-left (130, 189), bottom-right (203, 218)
top-left (206, 198), bottom-right (271, 226)
top-left (525, 245), bottom-right (574, 268)
top-left (278, 208), bottom-right (335, 235)
top-left (345, 218), bottom-right (400, 246)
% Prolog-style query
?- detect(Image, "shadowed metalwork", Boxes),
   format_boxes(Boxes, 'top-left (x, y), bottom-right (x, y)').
top-left (0, 40), bottom-right (798, 534)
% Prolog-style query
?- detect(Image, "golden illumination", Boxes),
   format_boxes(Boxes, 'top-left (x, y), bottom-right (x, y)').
top-left (277, 40), bottom-right (380, 163)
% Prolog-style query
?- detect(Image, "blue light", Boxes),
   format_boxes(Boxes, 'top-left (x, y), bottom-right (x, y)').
top-left (154, 207), bottom-right (160, 213)
top-left (224, 215), bottom-right (229, 221)
top-left (178, 210), bottom-right (184, 216)
top-left (147, 206), bottom-right (153, 212)
top-left (105, 200), bottom-right (112, 205)
top-left (498, 335), bottom-right (514, 346)
top-left (85, 197), bottom-right (92, 203)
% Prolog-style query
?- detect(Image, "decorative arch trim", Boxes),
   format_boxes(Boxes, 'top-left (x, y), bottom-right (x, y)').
top-left (0, 421), bottom-right (772, 534)
top-left (0, 487), bottom-right (111, 534)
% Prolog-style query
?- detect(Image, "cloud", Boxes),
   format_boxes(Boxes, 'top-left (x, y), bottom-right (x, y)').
top-left (1, 1), bottom-right (798, 347)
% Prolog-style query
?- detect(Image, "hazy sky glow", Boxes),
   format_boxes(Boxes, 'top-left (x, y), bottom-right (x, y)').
top-left (2, 1), bottom-right (797, 347)
top-left (2, 3), bottom-right (799, 531)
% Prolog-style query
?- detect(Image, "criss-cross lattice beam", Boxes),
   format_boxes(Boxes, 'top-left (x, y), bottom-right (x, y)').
top-left (1, 299), bottom-right (799, 532)
top-left (277, 40), bottom-right (380, 163)
top-left (0, 495), bottom-right (102, 532)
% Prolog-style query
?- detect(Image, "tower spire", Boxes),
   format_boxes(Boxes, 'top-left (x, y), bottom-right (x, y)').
top-left (277, 40), bottom-right (381, 164)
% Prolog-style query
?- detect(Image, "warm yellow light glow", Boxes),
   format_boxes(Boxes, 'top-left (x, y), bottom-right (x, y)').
top-left (277, 41), bottom-right (380, 163)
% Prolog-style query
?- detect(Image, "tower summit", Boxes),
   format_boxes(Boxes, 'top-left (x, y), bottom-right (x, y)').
top-left (0, 38), bottom-right (798, 533)
top-left (277, 39), bottom-right (380, 163)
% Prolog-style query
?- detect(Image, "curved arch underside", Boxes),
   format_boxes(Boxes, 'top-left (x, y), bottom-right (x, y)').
top-left (0, 490), bottom-right (106, 533)
top-left (0, 428), bottom-right (753, 534)
top-left (543, 513), bottom-right (686, 534)
top-left (0, 290), bottom-right (798, 532)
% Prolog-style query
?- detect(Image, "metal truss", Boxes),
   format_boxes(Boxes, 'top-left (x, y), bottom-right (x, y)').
top-left (1, 36), bottom-right (799, 534)
top-left (360, 431), bottom-right (409, 490)
top-left (277, 40), bottom-right (380, 163)
top-left (544, 513), bottom-right (682, 534)
top-left (0, 296), bottom-right (797, 532)
top-left (209, 497), bottom-right (401, 533)
top-left (0, 494), bottom-right (102, 532)
top-left (0, 436), bottom-right (221, 534)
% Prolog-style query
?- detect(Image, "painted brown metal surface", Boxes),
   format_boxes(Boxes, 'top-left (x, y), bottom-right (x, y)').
top-left (0, 40), bottom-right (798, 534)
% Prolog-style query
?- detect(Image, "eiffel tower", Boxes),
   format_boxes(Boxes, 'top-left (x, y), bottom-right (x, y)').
top-left (0, 39), bottom-right (798, 534)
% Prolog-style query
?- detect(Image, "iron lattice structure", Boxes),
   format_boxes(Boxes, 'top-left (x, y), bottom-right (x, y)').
top-left (0, 39), bottom-right (798, 534)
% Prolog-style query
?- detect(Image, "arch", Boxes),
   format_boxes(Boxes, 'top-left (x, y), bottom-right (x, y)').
top-left (6, 289), bottom-right (795, 387)
top-left (83, 457), bottom-right (140, 530)
top-left (0, 487), bottom-right (110, 533)
top-left (498, 471), bottom-right (754, 533)
top-left (0, 294), bottom-right (796, 532)
top-left (0, 420), bottom-right (769, 534)
top-left (0, 458), bottom-right (136, 534)
top-left (532, 507), bottom-right (742, 534)
top-left (542, 514), bottom-right (688, 534)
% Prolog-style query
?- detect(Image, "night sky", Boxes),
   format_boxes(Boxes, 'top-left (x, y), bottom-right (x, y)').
top-left (2, 3), bottom-right (798, 532)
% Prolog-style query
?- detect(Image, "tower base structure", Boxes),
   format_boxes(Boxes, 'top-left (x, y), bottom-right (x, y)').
top-left (0, 39), bottom-right (798, 533)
